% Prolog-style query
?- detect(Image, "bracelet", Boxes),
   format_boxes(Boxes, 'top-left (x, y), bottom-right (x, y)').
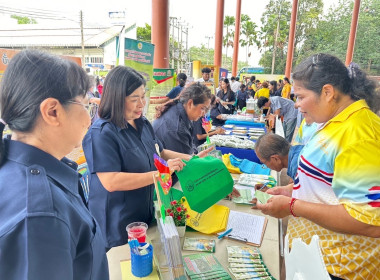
top-left (289, 198), bottom-right (298, 217)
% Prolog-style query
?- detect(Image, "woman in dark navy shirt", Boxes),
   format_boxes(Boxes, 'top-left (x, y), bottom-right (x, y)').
top-left (83, 66), bottom-right (204, 250)
top-left (216, 78), bottom-right (236, 114)
top-left (0, 50), bottom-right (108, 279)
top-left (153, 83), bottom-right (212, 154)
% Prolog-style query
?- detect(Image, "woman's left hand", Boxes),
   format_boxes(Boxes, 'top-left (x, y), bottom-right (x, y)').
top-left (167, 158), bottom-right (186, 173)
top-left (256, 195), bottom-right (292, 218)
top-left (197, 146), bottom-right (215, 158)
top-left (228, 187), bottom-right (241, 199)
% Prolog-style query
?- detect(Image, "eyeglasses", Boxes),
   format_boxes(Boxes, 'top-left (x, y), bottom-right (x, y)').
top-left (67, 100), bottom-right (97, 118)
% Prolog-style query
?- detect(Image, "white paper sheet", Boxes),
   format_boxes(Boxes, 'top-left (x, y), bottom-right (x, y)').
top-left (218, 210), bottom-right (266, 245)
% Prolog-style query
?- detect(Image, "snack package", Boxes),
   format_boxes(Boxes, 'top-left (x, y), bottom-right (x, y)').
top-left (227, 246), bottom-right (261, 259)
top-left (183, 237), bottom-right (216, 253)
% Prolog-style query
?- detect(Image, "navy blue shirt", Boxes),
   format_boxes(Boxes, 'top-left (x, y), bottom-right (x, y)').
top-left (192, 118), bottom-right (206, 147)
top-left (83, 117), bottom-right (163, 248)
top-left (153, 102), bottom-right (195, 154)
top-left (166, 85), bottom-right (184, 99)
top-left (210, 105), bottom-right (225, 126)
top-left (0, 139), bottom-right (108, 280)
top-left (217, 89), bottom-right (236, 114)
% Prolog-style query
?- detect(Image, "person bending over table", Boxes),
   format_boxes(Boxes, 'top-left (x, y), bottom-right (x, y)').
top-left (0, 50), bottom-right (108, 279)
top-left (257, 96), bottom-right (298, 143)
top-left (257, 54), bottom-right (380, 280)
top-left (153, 82), bottom-right (212, 154)
top-left (83, 66), bottom-right (211, 251)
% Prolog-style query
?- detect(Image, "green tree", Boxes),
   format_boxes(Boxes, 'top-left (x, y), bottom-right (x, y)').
top-left (136, 23), bottom-right (151, 43)
top-left (300, 0), bottom-right (380, 74)
top-left (11, 15), bottom-right (37, 24)
top-left (223, 15), bottom-right (235, 67)
top-left (259, 0), bottom-right (291, 74)
top-left (239, 14), bottom-right (259, 64)
top-left (189, 45), bottom-right (214, 65)
top-left (258, 0), bottom-right (323, 74)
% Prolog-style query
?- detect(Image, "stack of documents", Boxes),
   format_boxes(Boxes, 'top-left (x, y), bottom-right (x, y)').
top-left (183, 253), bottom-right (231, 279)
top-left (226, 246), bottom-right (276, 280)
top-left (157, 216), bottom-right (186, 280)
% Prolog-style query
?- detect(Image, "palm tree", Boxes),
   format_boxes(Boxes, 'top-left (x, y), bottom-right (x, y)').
top-left (239, 15), bottom-right (259, 64)
top-left (223, 16), bottom-right (235, 66)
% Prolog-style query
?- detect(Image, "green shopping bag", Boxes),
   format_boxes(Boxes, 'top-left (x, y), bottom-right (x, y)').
top-left (176, 156), bottom-right (233, 213)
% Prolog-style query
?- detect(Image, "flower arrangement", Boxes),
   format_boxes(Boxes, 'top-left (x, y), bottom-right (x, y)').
top-left (166, 199), bottom-right (189, 226)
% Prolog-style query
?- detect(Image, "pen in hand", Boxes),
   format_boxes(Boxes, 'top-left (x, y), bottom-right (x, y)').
top-left (218, 228), bottom-right (233, 239)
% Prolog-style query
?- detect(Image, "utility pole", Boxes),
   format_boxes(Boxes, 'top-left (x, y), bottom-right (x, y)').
top-left (80, 10), bottom-right (85, 68)
top-left (205, 36), bottom-right (213, 64)
top-left (271, 3), bottom-right (282, 75)
top-left (185, 27), bottom-right (189, 63)
top-left (177, 19), bottom-right (180, 72)
top-left (169, 17), bottom-right (177, 69)
top-left (180, 24), bottom-right (183, 71)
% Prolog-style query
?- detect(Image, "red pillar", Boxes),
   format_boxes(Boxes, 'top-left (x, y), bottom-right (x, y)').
top-left (214, 0), bottom-right (225, 67)
top-left (345, 0), bottom-right (361, 66)
top-left (151, 0), bottom-right (169, 68)
top-left (284, 0), bottom-right (298, 79)
top-left (232, 0), bottom-right (242, 77)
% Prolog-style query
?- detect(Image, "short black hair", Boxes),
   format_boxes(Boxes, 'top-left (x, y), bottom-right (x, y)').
top-left (255, 133), bottom-right (290, 161)
top-left (293, 53), bottom-right (378, 111)
top-left (201, 67), bottom-right (211, 74)
top-left (231, 76), bottom-right (236, 81)
top-left (0, 49), bottom-right (89, 165)
top-left (99, 66), bottom-right (146, 128)
top-left (0, 49), bottom-right (89, 133)
top-left (257, 97), bottom-right (269, 109)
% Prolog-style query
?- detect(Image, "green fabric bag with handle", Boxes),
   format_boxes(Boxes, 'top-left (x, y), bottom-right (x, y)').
top-left (176, 155), bottom-right (233, 213)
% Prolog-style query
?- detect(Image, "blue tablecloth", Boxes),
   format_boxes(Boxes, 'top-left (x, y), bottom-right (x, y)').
top-left (215, 122), bottom-right (265, 164)
top-left (216, 146), bottom-right (261, 163)
top-left (225, 120), bottom-right (265, 128)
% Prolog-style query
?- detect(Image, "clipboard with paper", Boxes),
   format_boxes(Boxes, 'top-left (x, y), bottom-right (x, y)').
top-left (217, 210), bottom-right (268, 247)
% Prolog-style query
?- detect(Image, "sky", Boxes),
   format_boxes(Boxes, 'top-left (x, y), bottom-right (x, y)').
top-left (0, 0), bottom-right (340, 66)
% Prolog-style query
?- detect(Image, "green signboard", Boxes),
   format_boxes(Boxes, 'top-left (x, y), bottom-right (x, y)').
top-left (153, 68), bottom-right (174, 84)
top-left (118, 38), bottom-right (155, 97)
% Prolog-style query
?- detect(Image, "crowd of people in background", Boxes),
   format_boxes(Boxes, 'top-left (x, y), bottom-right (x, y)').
top-left (1, 48), bottom-right (379, 280)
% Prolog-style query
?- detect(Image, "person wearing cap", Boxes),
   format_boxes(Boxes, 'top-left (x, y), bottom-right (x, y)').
top-left (196, 67), bottom-right (214, 83)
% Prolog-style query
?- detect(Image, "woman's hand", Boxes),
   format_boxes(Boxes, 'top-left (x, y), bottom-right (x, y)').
top-left (167, 158), bottom-right (186, 173)
top-left (266, 184), bottom-right (293, 197)
top-left (197, 146), bottom-right (215, 158)
top-left (228, 187), bottom-right (241, 199)
top-left (215, 127), bottom-right (225, 135)
top-left (256, 195), bottom-right (292, 218)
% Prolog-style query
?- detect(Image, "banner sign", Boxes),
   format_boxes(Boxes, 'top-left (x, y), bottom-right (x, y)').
top-left (153, 68), bottom-right (174, 84)
top-left (123, 38), bottom-right (155, 97)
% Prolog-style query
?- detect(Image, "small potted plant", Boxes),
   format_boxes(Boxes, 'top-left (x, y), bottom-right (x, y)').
top-left (166, 198), bottom-right (189, 237)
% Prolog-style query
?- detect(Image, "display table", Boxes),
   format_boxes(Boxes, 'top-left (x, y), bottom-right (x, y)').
top-left (214, 123), bottom-right (265, 163)
top-left (106, 200), bottom-right (281, 280)
top-left (216, 146), bottom-right (260, 163)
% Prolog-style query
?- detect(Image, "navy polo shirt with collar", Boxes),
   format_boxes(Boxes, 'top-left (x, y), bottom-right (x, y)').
top-left (152, 102), bottom-right (195, 154)
top-left (83, 117), bottom-right (163, 248)
top-left (166, 85), bottom-right (184, 99)
top-left (0, 139), bottom-right (109, 280)
top-left (217, 89), bottom-right (236, 114)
